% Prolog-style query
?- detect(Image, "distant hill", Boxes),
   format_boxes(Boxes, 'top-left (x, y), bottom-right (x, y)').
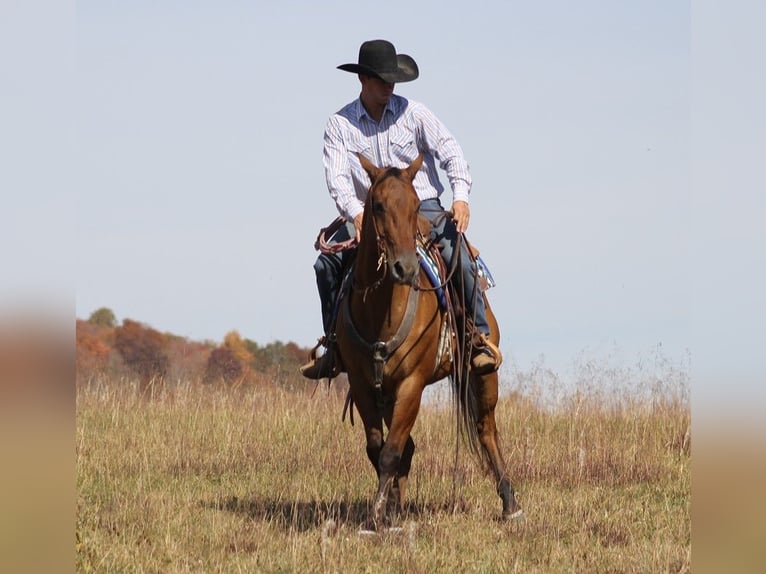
top-left (76, 308), bottom-right (314, 390)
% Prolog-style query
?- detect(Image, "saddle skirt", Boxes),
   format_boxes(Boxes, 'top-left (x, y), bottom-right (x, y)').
top-left (416, 238), bottom-right (496, 311)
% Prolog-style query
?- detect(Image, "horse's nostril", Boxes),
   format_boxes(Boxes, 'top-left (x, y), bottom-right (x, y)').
top-left (391, 258), bottom-right (418, 285)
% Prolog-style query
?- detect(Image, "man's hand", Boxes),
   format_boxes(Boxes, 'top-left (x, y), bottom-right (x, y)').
top-left (451, 200), bottom-right (470, 233)
top-left (353, 213), bottom-right (364, 243)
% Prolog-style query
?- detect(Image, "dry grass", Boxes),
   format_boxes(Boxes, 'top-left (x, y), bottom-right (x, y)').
top-left (76, 375), bottom-right (690, 573)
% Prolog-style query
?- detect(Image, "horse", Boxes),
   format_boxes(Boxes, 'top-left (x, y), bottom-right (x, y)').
top-left (335, 154), bottom-right (522, 529)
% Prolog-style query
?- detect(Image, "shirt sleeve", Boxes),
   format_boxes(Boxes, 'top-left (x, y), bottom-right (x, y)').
top-left (414, 103), bottom-right (472, 203)
top-left (323, 116), bottom-right (364, 221)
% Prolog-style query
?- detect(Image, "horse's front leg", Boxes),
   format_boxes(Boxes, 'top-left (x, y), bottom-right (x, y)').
top-left (372, 379), bottom-right (423, 528)
top-left (348, 377), bottom-right (385, 505)
top-left (389, 436), bottom-right (415, 514)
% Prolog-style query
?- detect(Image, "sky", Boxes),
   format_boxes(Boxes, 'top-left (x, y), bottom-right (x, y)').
top-left (2, 1), bottom-right (764, 408)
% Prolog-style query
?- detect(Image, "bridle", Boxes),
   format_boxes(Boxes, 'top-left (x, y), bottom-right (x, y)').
top-left (350, 177), bottom-right (418, 299)
top-left (350, 231), bottom-right (388, 301)
top-left (342, 171), bottom-right (422, 401)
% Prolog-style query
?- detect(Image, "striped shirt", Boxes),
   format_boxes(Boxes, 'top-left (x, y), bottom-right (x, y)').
top-left (323, 94), bottom-right (472, 221)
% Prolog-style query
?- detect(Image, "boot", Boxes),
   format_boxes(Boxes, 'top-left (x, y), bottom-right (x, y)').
top-left (470, 332), bottom-right (503, 375)
top-left (299, 337), bottom-right (342, 380)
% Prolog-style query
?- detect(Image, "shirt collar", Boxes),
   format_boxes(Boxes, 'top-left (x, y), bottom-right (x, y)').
top-left (355, 94), bottom-right (400, 122)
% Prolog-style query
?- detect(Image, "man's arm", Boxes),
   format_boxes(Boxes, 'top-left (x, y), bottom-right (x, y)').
top-left (414, 103), bottom-right (472, 231)
top-left (323, 117), bottom-right (365, 222)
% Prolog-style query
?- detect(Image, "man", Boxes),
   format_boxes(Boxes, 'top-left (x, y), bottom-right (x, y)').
top-left (301, 39), bottom-right (501, 379)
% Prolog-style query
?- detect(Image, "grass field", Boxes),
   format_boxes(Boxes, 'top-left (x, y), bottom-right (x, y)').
top-left (76, 374), bottom-right (690, 573)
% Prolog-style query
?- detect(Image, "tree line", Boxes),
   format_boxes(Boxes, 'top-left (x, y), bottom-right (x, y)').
top-left (76, 307), bottom-right (314, 391)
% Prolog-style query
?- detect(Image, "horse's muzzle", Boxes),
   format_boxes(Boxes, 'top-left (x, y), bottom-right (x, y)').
top-left (389, 253), bottom-right (419, 285)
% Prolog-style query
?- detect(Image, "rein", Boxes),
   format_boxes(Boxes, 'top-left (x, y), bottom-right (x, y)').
top-left (314, 216), bottom-right (357, 255)
top-left (350, 204), bottom-right (403, 300)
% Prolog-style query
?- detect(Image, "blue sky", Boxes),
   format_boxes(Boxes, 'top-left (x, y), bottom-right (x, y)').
top-left (74, 0), bottom-right (691, 374)
top-left (76, 2), bottom-right (690, 378)
top-left (3, 1), bottom-right (764, 406)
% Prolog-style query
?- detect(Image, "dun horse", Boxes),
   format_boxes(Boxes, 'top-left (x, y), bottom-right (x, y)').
top-left (336, 154), bottom-right (522, 528)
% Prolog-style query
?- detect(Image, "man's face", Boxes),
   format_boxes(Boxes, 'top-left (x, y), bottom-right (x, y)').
top-left (360, 75), bottom-right (395, 107)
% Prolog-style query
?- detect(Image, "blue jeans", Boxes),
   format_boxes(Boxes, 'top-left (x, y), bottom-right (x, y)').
top-left (313, 199), bottom-right (489, 336)
top-left (418, 198), bottom-right (489, 335)
top-left (313, 221), bottom-right (356, 334)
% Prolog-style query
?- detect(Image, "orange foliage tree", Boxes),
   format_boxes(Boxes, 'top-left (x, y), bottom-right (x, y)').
top-left (114, 319), bottom-right (169, 390)
top-left (76, 309), bottom-right (317, 389)
top-left (76, 319), bottom-right (113, 381)
top-left (205, 330), bottom-right (254, 384)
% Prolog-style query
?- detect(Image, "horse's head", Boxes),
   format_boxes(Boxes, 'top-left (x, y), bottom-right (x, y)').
top-left (359, 154), bottom-right (424, 286)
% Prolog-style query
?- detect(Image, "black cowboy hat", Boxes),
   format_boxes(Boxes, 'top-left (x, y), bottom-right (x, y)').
top-left (337, 39), bottom-right (419, 83)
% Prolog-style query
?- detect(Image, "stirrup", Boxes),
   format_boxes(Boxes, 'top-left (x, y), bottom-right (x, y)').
top-left (299, 336), bottom-right (341, 380)
top-left (470, 332), bottom-right (503, 375)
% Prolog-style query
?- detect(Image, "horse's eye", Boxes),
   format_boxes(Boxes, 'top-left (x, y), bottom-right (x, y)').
top-left (372, 201), bottom-right (385, 215)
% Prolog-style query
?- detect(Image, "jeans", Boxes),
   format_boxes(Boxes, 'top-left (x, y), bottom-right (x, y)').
top-left (419, 198), bottom-right (489, 334)
top-left (313, 220), bottom-right (356, 335)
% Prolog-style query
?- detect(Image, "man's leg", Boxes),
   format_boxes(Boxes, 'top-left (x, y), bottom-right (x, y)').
top-left (314, 251), bottom-right (345, 336)
top-left (301, 222), bottom-right (355, 380)
top-left (420, 199), bottom-right (500, 374)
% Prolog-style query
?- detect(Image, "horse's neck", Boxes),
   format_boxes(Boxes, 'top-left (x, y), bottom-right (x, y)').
top-left (352, 240), bottom-right (412, 339)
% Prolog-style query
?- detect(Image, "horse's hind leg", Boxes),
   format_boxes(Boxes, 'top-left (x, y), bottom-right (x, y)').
top-left (472, 370), bottom-right (522, 520)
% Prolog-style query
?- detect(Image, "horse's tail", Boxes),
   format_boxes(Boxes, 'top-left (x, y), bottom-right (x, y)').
top-left (444, 245), bottom-right (494, 469)
top-left (447, 310), bottom-right (488, 469)
top-left (450, 368), bottom-right (486, 466)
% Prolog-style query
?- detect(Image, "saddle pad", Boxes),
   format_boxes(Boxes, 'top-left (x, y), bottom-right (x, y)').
top-left (476, 255), bottom-right (497, 290)
top-left (416, 244), bottom-right (448, 309)
top-left (416, 245), bottom-right (497, 310)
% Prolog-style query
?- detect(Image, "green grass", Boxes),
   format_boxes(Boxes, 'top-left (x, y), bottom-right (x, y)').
top-left (77, 377), bottom-right (690, 573)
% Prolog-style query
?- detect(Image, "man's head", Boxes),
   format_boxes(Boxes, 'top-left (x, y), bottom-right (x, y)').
top-left (359, 74), bottom-right (395, 109)
top-left (337, 40), bottom-right (419, 84)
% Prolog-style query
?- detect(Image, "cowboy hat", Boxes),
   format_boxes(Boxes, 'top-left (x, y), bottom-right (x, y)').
top-left (337, 39), bottom-right (419, 83)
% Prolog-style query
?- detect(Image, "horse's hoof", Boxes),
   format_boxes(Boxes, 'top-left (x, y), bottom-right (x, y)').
top-left (503, 508), bottom-right (525, 522)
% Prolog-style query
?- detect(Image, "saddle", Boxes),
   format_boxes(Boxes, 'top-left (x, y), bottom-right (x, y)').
top-left (316, 215), bottom-right (496, 308)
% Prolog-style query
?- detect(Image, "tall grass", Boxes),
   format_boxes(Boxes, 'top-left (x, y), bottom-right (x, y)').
top-left (77, 370), bottom-right (690, 573)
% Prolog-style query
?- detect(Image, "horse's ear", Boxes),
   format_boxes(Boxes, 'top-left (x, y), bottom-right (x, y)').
top-left (358, 154), bottom-right (382, 184)
top-left (405, 154), bottom-right (424, 182)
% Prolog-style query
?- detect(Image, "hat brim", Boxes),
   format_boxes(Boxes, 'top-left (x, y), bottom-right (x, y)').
top-left (337, 54), bottom-right (419, 83)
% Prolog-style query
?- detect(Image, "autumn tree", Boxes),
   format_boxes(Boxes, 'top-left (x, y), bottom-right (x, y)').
top-left (114, 319), bottom-right (169, 394)
top-left (76, 319), bottom-right (111, 381)
top-left (205, 330), bottom-right (254, 384)
top-left (247, 339), bottom-right (305, 371)
top-left (88, 307), bottom-right (117, 328)
top-left (205, 346), bottom-right (243, 383)
top-left (164, 335), bottom-right (212, 383)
